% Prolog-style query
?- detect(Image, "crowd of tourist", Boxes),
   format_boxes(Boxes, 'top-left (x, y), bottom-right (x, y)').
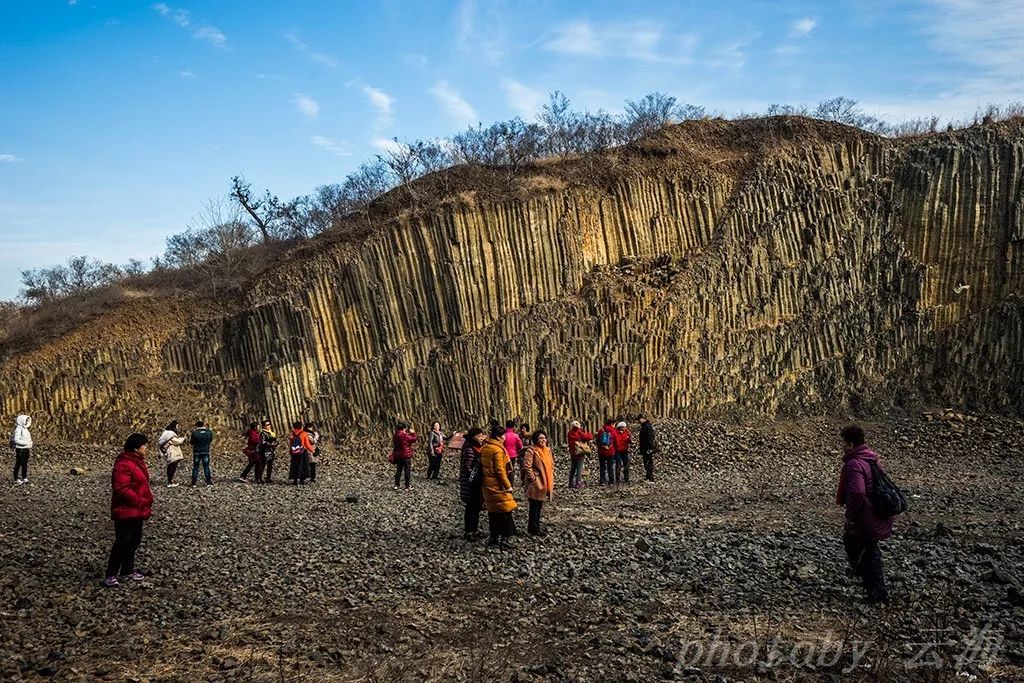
top-left (7, 412), bottom-right (899, 603)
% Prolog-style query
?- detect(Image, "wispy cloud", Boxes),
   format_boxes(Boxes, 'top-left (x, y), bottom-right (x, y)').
top-left (68, 0), bottom-right (79, 6)
top-left (310, 136), bottom-right (351, 156)
top-left (152, 3), bottom-right (189, 28)
top-left (0, 154), bottom-right (24, 164)
top-left (284, 31), bottom-right (338, 68)
top-left (455, 0), bottom-right (505, 64)
top-left (178, 69), bottom-right (197, 79)
top-left (153, 4), bottom-right (229, 50)
top-left (194, 25), bottom-right (227, 49)
top-left (788, 17), bottom-right (817, 38)
top-left (546, 19), bottom-right (697, 64)
top-left (429, 80), bottom-right (478, 127)
top-left (920, 0), bottom-right (1024, 91)
top-left (501, 78), bottom-right (545, 118)
top-left (294, 93), bottom-right (320, 120)
top-left (373, 138), bottom-right (404, 154)
top-left (361, 84), bottom-right (394, 130)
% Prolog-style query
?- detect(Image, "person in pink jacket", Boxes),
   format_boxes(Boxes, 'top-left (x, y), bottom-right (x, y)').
top-left (503, 420), bottom-right (523, 484)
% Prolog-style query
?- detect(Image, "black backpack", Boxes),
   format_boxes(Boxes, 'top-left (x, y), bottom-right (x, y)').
top-left (869, 460), bottom-right (908, 517)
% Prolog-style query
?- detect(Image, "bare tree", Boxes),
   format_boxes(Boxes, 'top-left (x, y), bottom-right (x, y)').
top-left (341, 160), bottom-right (393, 228)
top-left (163, 198), bottom-right (257, 293)
top-left (623, 92), bottom-right (679, 140)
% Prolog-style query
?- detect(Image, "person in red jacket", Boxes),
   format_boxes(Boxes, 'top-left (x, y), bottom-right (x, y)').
top-left (566, 421), bottom-right (594, 488)
top-left (238, 422), bottom-right (262, 483)
top-left (612, 421), bottom-right (633, 484)
top-left (104, 433), bottom-right (154, 587)
top-left (390, 422), bottom-right (418, 490)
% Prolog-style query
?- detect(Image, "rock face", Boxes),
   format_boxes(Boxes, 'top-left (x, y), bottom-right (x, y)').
top-left (2, 118), bottom-right (1023, 442)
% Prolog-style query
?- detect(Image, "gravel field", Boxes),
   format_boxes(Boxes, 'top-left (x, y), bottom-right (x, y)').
top-left (1, 413), bottom-right (1022, 682)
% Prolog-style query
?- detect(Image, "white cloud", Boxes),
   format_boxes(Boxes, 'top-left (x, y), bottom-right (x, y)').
top-left (501, 79), bottom-right (545, 119)
top-left (788, 17), bottom-right (817, 38)
top-left (68, 0), bottom-right (78, 6)
top-left (193, 25), bottom-right (227, 49)
top-left (284, 31), bottom-right (338, 67)
top-left (455, 0), bottom-right (505, 64)
top-left (152, 3), bottom-right (189, 28)
top-left (362, 85), bottom-right (393, 116)
top-left (429, 80), bottom-right (478, 127)
top-left (153, 4), bottom-right (229, 49)
top-left (373, 138), bottom-right (404, 154)
top-left (294, 93), bottom-right (320, 120)
top-left (178, 69), bottom-right (196, 78)
top-left (0, 154), bottom-right (24, 164)
top-left (546, 19), bottom-right (697, 64)
top-left (310, 136), bottom-right (351, 156)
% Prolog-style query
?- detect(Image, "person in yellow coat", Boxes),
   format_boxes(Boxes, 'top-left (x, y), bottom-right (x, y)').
top-left (481, 422), bottom-right (517, 549)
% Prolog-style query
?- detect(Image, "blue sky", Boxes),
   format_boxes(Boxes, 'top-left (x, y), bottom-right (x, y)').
top-left (1, 0), bottom-right (1021, 300)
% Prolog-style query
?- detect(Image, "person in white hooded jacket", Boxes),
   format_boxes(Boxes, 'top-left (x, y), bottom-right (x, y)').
top-left (11, 414), bottom-right (33, 485)
top-left (157, 420), bottom-right (187, 487)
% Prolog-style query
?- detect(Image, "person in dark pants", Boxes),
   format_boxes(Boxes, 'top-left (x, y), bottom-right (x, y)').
top-left (257, 420), bottom-right (277, 483)
top-left (612, 421), bottom-right (632, 484)
top-left (239, 422), bottom-right (261, 482)
top-left (567, 421), bottom-right (594, 488)
top-left (390, 422), bottom-right (417, 490)
top-left (523, 430), bottom-right (555, 536)
top-left (287, 421), bottom-right (316, 485)
top-left (10, 414), bottom-right (33, 485)
top-left (189, 420), bottom-right (215, 486)
top-left (426, 422), bottom-right (446, 480)
top-left (482, 422), bottom-right (517, 549)
top-left (104, 433), bottom-right (154, 587)
top-left (305, 422), bottom-right (321, 483)
top-left (458, 428), bottom-right (486, 540)
top-left (836, 425), bottom-right (894, 604)
top-left (597, 419), bottom-right (615, 485)
top-left (638, 415), bottom-right (658, 482)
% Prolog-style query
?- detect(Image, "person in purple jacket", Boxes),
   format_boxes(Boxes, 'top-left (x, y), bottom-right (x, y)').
top-left (836, 425), bottom-right (893, 604)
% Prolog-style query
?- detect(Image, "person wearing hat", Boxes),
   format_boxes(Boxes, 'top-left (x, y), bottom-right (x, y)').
top-left (638, 415), bottom-right (658, 482)
top-left (566, 420), bottom-right (594, 488)
top-left (612, 420), bottom-right (633, 484)
top-left (104, 433), bottom-right (154, 587)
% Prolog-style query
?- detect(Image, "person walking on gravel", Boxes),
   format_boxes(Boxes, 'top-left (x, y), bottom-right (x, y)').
top-left (523, 430), bottom-right (555, 536)
top-left (389, 422), bottom-right (417, 490)
top-left (482, 422), bottom-right (517, 549)
top-left (238, 422), bottom-right (262, 482)
top-left (10, 414), bottom-right (33, 485)
top-left (287, 421), bottom-right (317, 485)
top-left (305, 422), bottom-right (321, 484)
top-left (503, 420), bottom-right (524, 485)
top-left (104, 433), bottom-right (153, 587)
top-left (458, 427), bottom-right (486, 539)
top-left (638, 415), bottom-right (658, 482)
top-left (836, 425), bottom-right (893, 605)
top-left (597, 419), bottom-right (615, 485)
top-left (612, 421), bottom-right (632, 484)
top-left (426, 421), bottom-right (446, 480)
top-left (257, 420), bottom-right (277, 483)
top-left (567, 421), bottom-right (594, 488)
top-left (189, 420), bottom-right (215, 486)
top-left (158, 420), bottom-right (186, 487)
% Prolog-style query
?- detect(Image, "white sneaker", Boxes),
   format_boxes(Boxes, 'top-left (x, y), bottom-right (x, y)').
top-left (14, 479), bottom-right (24, 486)
top-left (167, 482), bottom-right (179, 488)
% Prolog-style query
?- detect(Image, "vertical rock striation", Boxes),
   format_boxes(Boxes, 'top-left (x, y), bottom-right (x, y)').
top-left (2, 119), bottom-right (1022, 442)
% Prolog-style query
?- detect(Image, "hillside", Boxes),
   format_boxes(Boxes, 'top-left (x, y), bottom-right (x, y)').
top-left (2, 116), bottom-right (1023, 443)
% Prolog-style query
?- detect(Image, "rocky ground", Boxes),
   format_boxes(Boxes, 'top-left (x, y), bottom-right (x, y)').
top-left (1, 413), bottom-right (1022, 682)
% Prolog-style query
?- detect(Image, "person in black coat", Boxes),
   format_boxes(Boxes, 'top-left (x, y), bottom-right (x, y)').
top-left (638, 415), bottom-right (658, 482)
top-left (458, 428), bottom-right (486, 540)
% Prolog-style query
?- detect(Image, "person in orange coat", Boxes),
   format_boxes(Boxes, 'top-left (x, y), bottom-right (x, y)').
top-left (481, 422), bottom-right (517, 549)
top-left (523, 430), bottom-right (555, 536)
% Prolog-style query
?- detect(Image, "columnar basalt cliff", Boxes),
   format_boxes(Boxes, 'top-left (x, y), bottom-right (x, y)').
top-left (2, 118), bottom-right (1022, 443)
